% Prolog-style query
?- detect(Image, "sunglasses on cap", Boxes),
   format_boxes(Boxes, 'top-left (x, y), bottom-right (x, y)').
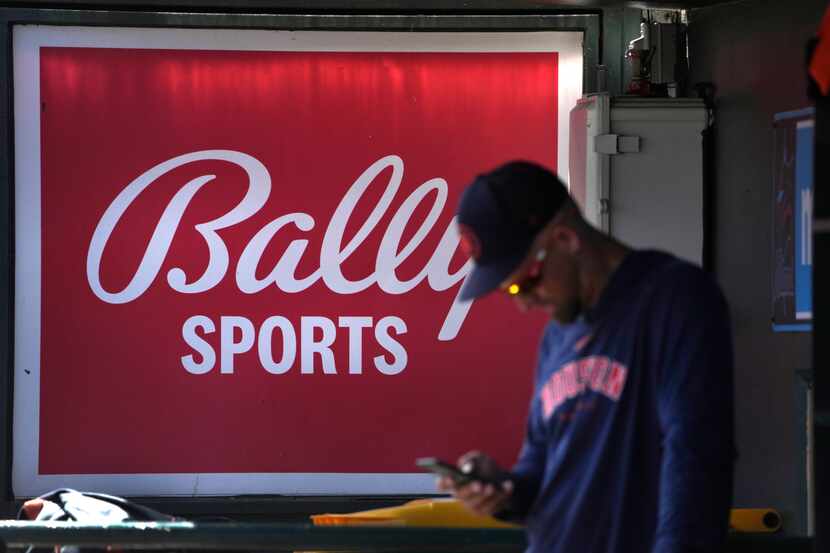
top-left (505, 249), bottom-right (547, 296)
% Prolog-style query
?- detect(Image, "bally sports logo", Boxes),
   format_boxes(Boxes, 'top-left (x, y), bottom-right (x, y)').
top-left (86, 151), bottom-right (475, 377)
top-left (18, 38), bottom-right (570, 483)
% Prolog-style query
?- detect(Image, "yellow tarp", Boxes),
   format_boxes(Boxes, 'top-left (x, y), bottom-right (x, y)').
top-left (311, 498), bottom-right (518, 528)
top-left (313, 498), bottom-right (780, 533)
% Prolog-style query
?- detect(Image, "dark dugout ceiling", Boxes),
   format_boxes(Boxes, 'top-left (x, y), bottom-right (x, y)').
top-left (0, 0), bottom-right (745, 10)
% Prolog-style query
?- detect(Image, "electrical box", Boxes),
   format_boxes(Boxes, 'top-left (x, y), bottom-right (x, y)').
top-left (569, 94), bottom-right (707, 265)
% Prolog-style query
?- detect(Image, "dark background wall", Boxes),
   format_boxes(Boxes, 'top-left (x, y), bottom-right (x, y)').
top-left (601, 6), bottom-right (644, 96)
top-left (688, 0), bottom-right (825, 535)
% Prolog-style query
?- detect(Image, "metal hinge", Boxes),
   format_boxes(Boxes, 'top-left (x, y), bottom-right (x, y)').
top-left (595, 134), bottom-right (641, 155)
top-left (600, 198), bottom-right (611, 214)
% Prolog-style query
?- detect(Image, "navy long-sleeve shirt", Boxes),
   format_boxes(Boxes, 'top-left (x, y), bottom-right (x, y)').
top-left (506, 250), bottom-right (734, 553)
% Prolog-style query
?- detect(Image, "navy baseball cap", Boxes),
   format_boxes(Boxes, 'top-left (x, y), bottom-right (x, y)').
top-left (455, 161), bottom-right (570, 301)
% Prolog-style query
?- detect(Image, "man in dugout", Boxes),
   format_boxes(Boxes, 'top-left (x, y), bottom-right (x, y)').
top-left (438, 161), bottom-right (735, 553)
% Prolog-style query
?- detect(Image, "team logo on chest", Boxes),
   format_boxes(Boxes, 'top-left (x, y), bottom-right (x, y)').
top-left (539, 356), bottom-right (628, 419)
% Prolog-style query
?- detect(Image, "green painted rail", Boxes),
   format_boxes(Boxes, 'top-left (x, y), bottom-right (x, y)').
top-left (0, 521), bottom-right (815, 552)
top-left (0, 522), bottom-right (528, 551)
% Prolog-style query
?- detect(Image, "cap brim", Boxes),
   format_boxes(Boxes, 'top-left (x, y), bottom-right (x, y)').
top-left (458, 248), bottom-right (528, 301)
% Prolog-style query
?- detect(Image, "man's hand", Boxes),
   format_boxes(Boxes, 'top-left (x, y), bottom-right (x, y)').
top-left (436, 450), bottom-right (514, 517)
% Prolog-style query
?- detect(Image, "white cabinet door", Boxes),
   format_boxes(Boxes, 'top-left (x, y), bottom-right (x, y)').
top-left (608, 98), bottom-right (707, 266)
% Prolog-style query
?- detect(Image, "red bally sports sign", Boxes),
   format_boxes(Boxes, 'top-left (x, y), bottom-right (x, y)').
top-left (13, 27), bottom-right (582, 496)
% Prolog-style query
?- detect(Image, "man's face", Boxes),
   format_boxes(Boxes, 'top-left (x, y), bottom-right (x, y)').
top-left (500, 228), bottom-right (583, 324)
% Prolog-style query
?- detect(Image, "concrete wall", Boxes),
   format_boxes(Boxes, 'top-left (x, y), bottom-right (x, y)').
top-left (688, 0), bottom-right (825, 535)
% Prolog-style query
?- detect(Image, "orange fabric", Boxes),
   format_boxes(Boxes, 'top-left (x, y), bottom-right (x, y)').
top-left (810, 3), bottom-right (830, 95)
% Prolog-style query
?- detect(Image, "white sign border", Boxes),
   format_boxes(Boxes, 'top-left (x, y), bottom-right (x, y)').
top-left (13, 24), bottom-right (583, 498)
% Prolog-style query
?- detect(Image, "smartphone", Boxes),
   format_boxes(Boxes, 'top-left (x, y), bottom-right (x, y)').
top-left (416, 457), bottom-right (500, 486)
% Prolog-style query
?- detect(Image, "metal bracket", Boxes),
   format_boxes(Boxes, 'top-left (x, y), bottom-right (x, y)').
top-left (600, 198), bottom-right (611, 214)
top-left (595, 134), bottom-right (641, 155)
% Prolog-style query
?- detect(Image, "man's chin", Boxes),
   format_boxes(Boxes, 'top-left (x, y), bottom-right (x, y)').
top-left (550, 305), bottom-right (579, 324)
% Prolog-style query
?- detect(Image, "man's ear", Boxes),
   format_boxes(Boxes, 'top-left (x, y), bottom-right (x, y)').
top-left (549, 224), bottom-right (580, 255)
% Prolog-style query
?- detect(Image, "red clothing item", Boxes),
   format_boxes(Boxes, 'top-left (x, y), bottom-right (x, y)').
top-left (810, 3), bottom-right (830, 95)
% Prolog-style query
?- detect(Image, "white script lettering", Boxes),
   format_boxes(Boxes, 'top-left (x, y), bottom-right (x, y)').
top-left (88, 152), bottom-right (473, 340)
